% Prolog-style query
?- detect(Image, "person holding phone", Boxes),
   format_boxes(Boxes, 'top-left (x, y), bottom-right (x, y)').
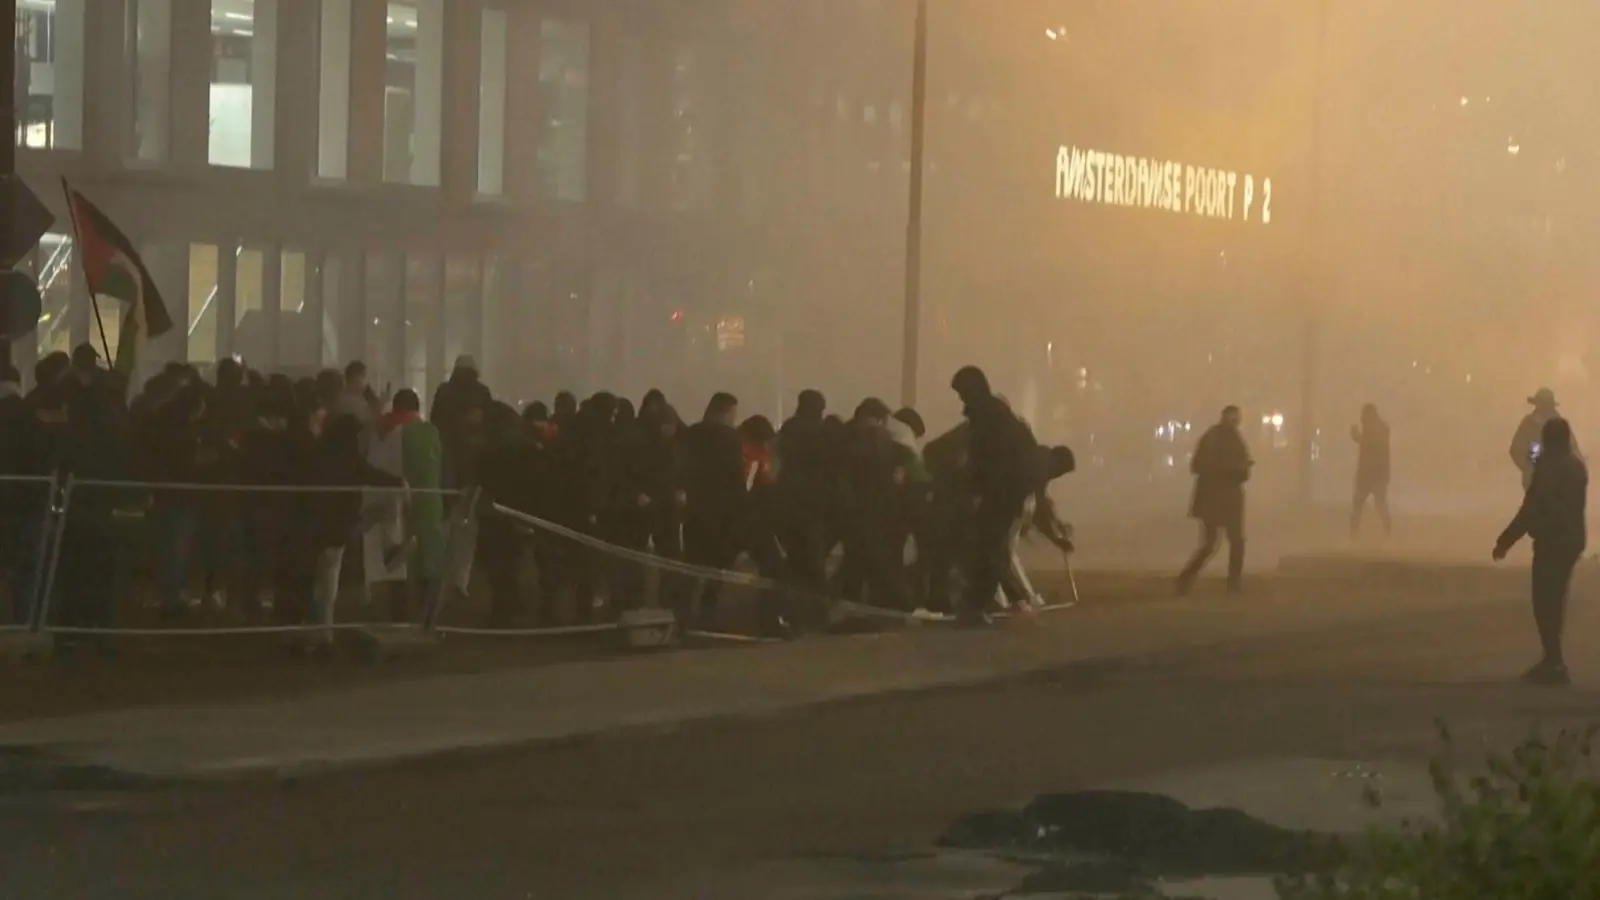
top-left (1493, 416), bottom-right (1587, 686)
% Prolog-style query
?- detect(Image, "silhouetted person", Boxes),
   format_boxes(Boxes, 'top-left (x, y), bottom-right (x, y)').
top-left (951, 366), bottom-right (1039, 624)
top-left (1511, 388), bottom-right (1573, 491)
top-left (776, 390), bottom-right (832, 604)
top-left (1177, 405), bottom-right (1252, 595)
top-left (1350, 403), bottom-right (1391, 538)
top-left (431, 355), bottom-right (492, 481)
top-left (681, 392), bottom-right (744, 625)
top-left (836, 398), bottom-right (911, 614)
top-left (1494, 416), bottom-right (1587, 686)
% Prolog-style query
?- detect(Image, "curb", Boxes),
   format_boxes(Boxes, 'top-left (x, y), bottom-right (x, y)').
top-left (0, 595), bottom-right (1518, 794)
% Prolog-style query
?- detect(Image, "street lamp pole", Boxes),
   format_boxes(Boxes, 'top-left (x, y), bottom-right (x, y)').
top-left (1297, 0), bottom-right (1330, 505)
top-left (0, 0), bottom-right (14, 375)
top-left (900, 0), bottom-right (928, 410)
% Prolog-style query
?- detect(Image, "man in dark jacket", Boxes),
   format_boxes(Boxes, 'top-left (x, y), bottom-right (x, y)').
top-left (431, 355), bottom-right (492, 482)
top-left (836, 398), bottom-right (911, 612)
top-left (680, 392), bottom-right (744, 624)
top-left (477, 402), bottom-right (544, 627)
top-left (233, 386), bottom-right (298, 619)
top-left (951, 366), bottom-right (1038, 623)
top-left (1494, 416), bottom-right (1587, 686)
top-left (775, 390), bottom-right (832, 599)
top-left (1177, 405), bottom-right (1252, 595)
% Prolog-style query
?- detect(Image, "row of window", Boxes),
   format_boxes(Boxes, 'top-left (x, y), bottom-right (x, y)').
top-left (20, 0), bottom-right (592, 199)
top-left (19, 0), bottom-right (932, 212)
top-left (12, 233), bottom-right (776, 402)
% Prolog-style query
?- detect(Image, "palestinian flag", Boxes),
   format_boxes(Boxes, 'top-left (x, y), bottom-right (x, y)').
top-left (62, 181), bottom-right (173, 378)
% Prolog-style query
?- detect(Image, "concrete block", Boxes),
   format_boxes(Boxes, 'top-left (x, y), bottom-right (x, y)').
top-left (350, 625), bottom-right (441, 663)
top-left (619, 608), bottom-right (678, 651)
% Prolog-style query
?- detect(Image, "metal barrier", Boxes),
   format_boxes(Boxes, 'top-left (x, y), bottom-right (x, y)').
top-left (0, 474), bottom-right (61, 634)
top-left (34, 478), bottom-right (463, 640)
top-left (17, 475), bottom-right (1075, 648)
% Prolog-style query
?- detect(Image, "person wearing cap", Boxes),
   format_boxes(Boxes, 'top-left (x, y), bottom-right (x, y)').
top-left (1512, 388), bottom-right (1576, 491)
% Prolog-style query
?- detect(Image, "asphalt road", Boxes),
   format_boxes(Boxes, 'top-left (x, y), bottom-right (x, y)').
top-left (5, 593), bottom-right (1597, 900)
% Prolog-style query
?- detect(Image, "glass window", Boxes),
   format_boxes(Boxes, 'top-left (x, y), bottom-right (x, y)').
top-left (614, 29), bottom-right (640, 208)
top-left (319, 254), bottom-right (346, 365)
top-left (279, 249), bottom-right (316, 368)
top-left (481, 257), bottom-right (507, 392)
top-left (403, 254), bottom-right (439, 397)
top-left (442, 254), bottom-right (481, 382)
top-left (668, 43), bottom-right (709, 210)
top-left (476, 9), bottom-right (507, 197)
top-left (363, 250), bottom-right (400, 385)
top-left (128, 0), bottom-right (172, 163)
top-left (209, 0), bottom-right (277, 169)
top-left (316, 0), bottom-right (351, 180)
top-left (383, 0), bottom-right (443, 187)
top-left (34, 233), bottom-right (74, 361)
top-left (536, 19), bottom-right (589, 202)
top-left (234, 246), bottom-right (264, 363)
top-left (16, 0), bottom-right (86, 149)
top-left (187, 243), bottom-right (221, 363)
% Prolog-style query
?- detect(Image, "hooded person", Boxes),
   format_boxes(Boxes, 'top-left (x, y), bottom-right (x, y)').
top-left (1511, 388), bottom-right (1577, 491)
top-left (1494, 416), bottom-right (1588, 686)
top-left (431, 356), bottom-right (492, 477)
top-left (614, 400), bottom-right (686, 611)
top-left (775, 389), bottom-right (834, 604)
top-left (950, 366), bottom-right (1039, 623)
top-left (680, 392), bottom-right (745, 625)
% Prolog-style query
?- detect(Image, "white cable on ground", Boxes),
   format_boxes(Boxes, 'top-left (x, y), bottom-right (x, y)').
top-left (48, 623), bottom-right (375, 637)
top-left (492, 502), bottom-right (795, 592)
top-left (433, 622), bottom-right (620, 638)
top-left (71, 479), bottom-right (461, 496)
top-left (686, 630), bottom-right (784, 645)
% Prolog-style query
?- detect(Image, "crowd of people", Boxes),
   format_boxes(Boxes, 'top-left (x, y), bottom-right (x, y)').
top-left (1, 338), bottom-right (1586, 686)
top-left (0, 345), bottom-right (1078, 646)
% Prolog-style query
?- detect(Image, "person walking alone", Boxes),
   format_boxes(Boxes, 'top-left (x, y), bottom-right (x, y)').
top-left (1493, 416), bottom-right (1587, 686)
top-left (1177, 405), bottom-right (1252, 595)
top-left (1350, 403), bottom-right (1392, 538)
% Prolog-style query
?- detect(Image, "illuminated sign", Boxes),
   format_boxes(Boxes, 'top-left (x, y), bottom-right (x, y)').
top-left (1055, 145), bottom-right (1274, 225)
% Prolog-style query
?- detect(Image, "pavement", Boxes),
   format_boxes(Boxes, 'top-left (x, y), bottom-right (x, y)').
top-left (0, 560), bottom-right (1532, 784)
top-left (2, 561), bottom-right (1596, 899)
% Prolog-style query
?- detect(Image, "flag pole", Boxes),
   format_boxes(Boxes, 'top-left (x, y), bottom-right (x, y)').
top-left (59, 178), bottom-right (113, 365)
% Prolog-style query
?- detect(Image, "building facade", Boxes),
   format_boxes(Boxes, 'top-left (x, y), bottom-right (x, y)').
top-left (10, 0), bottom-right (1600, 504)
top-left (12, 0), bottom-right (888, 411)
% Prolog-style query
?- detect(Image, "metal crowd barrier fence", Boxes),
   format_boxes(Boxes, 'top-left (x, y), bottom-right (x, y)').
top-left (32, 477), bottom-right (467, 640)
top-left (13, 474), bottom-right (1074, 650)
top-left (0, 474), bottom-right (63, 634)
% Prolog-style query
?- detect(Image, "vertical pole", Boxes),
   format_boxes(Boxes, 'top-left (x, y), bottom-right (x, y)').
top-left (0, 0), bottom-right (15, 375)
top-left (1297, 0), bottom-right (1329, 505)
top-left (900, 0), bottom-right (927, 410)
